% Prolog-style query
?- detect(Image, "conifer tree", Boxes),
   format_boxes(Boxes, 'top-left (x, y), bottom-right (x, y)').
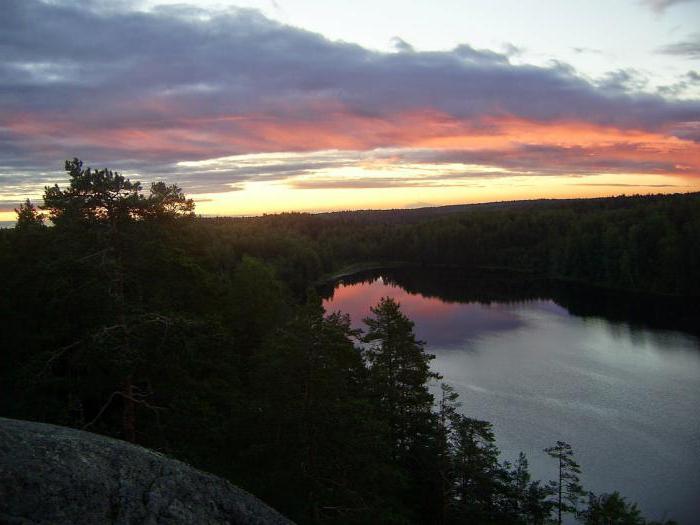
top-left (36, 159), bottom-right (198, 442)
top-left (449, 416), bottom-right (502, 522)
top-left (580, 491), bottom-right (645, 525)
top-left (14, 199), bottom-right (45, 230)
top-left (544, 440), bottom-right (585, 524)
top-left (436, 383), bottom-right (460, 524)
top-left (362, 297), bottom-right (440, 459)
top-left (251, 299), bottom-right (399, 523)
top-left (42, 158), bottom-right (144, 226)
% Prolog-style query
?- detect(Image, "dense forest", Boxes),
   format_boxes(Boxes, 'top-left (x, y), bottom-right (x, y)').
top-left (249, 191), bottom-right (699, 297)
top-left (2, 159), bottom-right (694, 524)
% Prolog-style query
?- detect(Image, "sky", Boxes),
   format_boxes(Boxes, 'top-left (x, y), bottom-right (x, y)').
top-left (1, 0), bottom-right (699, 219)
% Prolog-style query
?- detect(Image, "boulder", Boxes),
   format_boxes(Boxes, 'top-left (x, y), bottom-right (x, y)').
top-left (0, 417), bottom-right (293, 524)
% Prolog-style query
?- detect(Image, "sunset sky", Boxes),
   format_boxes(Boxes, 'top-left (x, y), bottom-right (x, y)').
top-left (1, 0), bottom-right (699, 220)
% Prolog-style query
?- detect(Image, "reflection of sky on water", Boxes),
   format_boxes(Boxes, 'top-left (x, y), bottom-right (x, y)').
top-left (324, 277), bottom-right (700, 525)
top-left (326, 278), bottom-right (542, 348)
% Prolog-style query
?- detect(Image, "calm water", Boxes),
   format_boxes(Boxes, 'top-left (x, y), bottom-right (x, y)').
top-left (322, 269), bottom-right (700, 524)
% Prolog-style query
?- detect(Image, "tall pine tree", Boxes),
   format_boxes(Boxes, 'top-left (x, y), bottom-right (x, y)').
top-left (362, 297), bottom-right (440, 459)
top-left (544, 440), bottom-right (584, 524)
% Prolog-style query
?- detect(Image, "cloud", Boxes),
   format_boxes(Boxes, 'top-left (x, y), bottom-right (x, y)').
top-left (0, 200), bottom-right (23, 212)
top-left (404, 201), bottom-right (434, 209)
top-left (658, 70), bottom-right (700, 96)
top-left (501, 43), bottom-right (522, 57)
top-left (642, 0), bottom-right (696, 13)
top-left (0, 0), bottom-right (698, 198)
top-left (390, 37), bottom-right (414, 53)
top-left (657, 34), bottom-right (700, 59)
top-left (572, 47), bottom-right (603, 55)
top-left (571, 183), bottom-right (681, 187)
top-left (597, 69), bottom-right (649, 92)
top-left (142, 139), bottom-right (699, 193)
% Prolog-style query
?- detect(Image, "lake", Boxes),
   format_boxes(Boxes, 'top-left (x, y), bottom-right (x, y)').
top-left (321, 268), bottom-right (700, 524)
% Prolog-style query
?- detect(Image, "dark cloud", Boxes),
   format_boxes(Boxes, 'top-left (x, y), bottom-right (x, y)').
top-left (374, 144), bottom-right (688, 176)
top-left (269, 142), bottom-right (693, 190)
top-left (0, 0), bottom-right (699, 198)
top-left (2, 1), bottom-right (697, 129)
top-left (597, 69), bottom-right (649, 92)
top-left (642, 0), bottom-right (696, 13)
top-left (1, 137), bottom-right (693, 197)
top-left (390, 37), bottom-right (414, 53)
top-left (658, 70), bottom-right (700, 96)
top-left (657, 34), bottom-right (700, 59)
top-left (0, 200), bottom-right (22, 213)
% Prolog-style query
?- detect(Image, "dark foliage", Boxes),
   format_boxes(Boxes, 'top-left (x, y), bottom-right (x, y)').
top-left (0, 160), bottom-right (689, 524)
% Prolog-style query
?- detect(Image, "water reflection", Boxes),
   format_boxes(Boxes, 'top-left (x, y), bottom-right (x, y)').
top-left (320, 266), bottom-right (700, 339)
top-left (322, 269), bottom-right (700, 524)
top-left (326, 278), bottom-right (528, 348)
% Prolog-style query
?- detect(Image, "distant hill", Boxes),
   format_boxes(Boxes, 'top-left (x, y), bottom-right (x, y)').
top-left (202, 192), bottom-right (700, 225)
top-left (311, 192), bottom-right (700, 223)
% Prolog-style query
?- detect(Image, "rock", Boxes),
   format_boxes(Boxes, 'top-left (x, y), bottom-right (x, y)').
top-left (0, 417), bottom-right (293, 524)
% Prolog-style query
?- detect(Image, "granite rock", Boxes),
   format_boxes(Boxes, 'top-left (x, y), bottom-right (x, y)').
top-left (0, 417), bottom-right (293, 524)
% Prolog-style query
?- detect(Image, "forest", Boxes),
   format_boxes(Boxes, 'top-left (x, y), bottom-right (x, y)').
top-left (2, 159), bottom-right (695, 524)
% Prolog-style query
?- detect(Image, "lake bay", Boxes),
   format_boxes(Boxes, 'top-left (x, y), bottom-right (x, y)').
top-left (322, 268), bottom-right (700, 524)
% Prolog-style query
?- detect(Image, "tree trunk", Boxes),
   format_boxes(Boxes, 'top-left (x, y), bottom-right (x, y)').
top-left (558, 455), bottom-right (562, 525)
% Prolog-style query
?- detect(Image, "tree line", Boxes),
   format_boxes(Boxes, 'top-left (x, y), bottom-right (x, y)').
top-left (0, 159), bottom-right (686, 524)
top-left (251, 192), bottom-right (699, 297)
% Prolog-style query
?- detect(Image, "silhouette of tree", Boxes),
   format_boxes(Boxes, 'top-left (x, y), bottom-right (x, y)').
top-left (362, 296), bottom-right (440, 458)
top-left (2, 163), bottom-right (695, 525)
top-left (141, 181), bottom-right (194, 221)
top-left (435, 383), bottom-right (460, 524)
top-left (544, 440), bottom-right (585, 524)
top-left (14, 199), bottom-right (45, 230)
top-left (36, 159), bottom-right (198, 442)
top-left (580, 491), bottom-right (645, 525)
top-left (502, 452), bottom-right (555, 524)
top-left (448, 415), bottom-right (502, 522)
top-left (42, 159), bottom-right (194, 227)
top-left (43, 158), bottom-right (144, 226)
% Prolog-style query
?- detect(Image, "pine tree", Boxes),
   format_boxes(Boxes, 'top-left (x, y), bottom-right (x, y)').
top-left (37, 159), bottom-right (198, 442)
top-left (362, 297), bottom-right (440, 459)
top-left (448, 415), bottom-right (502, 522)
top-left (141, 181), bottom-right (195, 221)
top-left (14, 199), bottom-right (45, 230)
top-left (502, 452), bottom-right (555, 524)
top-left (436, 383), bottom-right (460, 524)
top-left (42, 158), bottom-right (144, 226)
top-left (544, 440), bottom-right (585, 524)
top-left (250, 299), bottom-right (399, 523)
top-left (362, 297), bottom-right (442, 522)
top-left (580, 491), bottom-right (645, 525)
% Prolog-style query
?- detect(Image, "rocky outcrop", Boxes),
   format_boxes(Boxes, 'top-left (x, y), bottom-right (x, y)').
top-left (0, 417), bottom-right (293, 524)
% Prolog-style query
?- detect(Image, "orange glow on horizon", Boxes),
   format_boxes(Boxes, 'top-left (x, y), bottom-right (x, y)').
top-left (3, 104), bottom-right (700, 219)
